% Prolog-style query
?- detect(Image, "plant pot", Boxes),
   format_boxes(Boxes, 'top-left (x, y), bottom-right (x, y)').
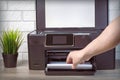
top-left (2, 53), bottom-right (18, 68)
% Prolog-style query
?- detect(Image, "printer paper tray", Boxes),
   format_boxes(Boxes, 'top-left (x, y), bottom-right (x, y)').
top-left (45, 70), bottom-right (95, 75)
top-left (47, 62), bottom-right (92, 70)
top-left (45, 61), bottom-right (95, 75)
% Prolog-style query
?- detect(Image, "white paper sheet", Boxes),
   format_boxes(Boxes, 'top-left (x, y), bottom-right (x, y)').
top-left (47, 61), bottom-right (92, 70)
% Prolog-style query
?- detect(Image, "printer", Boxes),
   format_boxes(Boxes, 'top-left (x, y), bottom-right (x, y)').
top-left (28, 30), bottom-right (97, 75)
top-left (28, 0), bottom-right (115, 76)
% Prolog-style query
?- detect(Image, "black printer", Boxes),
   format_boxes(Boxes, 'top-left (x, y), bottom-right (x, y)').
top-left (28, 0), bottom-right (115, 75)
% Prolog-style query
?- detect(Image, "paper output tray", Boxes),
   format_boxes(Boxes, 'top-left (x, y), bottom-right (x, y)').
top-left (47, 62), bottom-right (92, 70)
top-left (45, 61), bottom-right (96, 75)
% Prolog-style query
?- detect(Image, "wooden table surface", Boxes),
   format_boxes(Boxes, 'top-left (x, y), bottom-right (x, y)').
top-left (0, 60), bottom-right (120, 80)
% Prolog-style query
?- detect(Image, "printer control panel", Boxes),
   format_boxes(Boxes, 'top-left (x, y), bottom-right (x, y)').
top-left (46, 34), bottom-right (74, 46)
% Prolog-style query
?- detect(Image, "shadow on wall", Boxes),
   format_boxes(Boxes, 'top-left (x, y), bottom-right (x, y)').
top-left (0, 24), bottom-right (2, 60)
top-left (0, 6), bottom-right (4, 60)
top-left (0, 18), bottom-right (3, 60)
top-left (0, 0), bottom-right (6, 31)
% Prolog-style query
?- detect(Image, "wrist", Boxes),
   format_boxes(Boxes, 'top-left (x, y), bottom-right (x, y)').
top-left (81, 48), bottom-right (94, 60)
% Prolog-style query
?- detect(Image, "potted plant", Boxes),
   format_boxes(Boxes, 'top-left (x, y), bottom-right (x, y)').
top-left (0, 29), bottom-right (23, 68)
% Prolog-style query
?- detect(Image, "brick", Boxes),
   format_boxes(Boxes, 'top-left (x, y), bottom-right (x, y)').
top-left (23, 11), bottom-right (36, 21)
top-left (0, 11), bottom-right (22, 21)
top-left (109, 0), bottom-right (120, 10)
top-left (0, 26), bottom-right (4, 31)
top-left (22, 53), bottom-right (28, 60)
top-left (0, 22), bottom-right (35, 31)
top-left (17, 53), bottom-right (23, 61)
top-left (108, 10), bottom-right (120, 23)
top-left (116, 51), bottom-right (120, 60)
top-left (18, 42), bottom-right (28, 53)
top-left (0, 1), bottom-right (7, 10)
top-left (21, 31), bottom-right (30, 42)
top-left (116, 44), bottom-right (120, 52)
top-left (8, 0), bottom-right (35, 10)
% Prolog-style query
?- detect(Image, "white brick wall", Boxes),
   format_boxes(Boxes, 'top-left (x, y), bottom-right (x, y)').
top-left (0, 0), bottom-right (36, 61)
top-left (23, 11), bottom-right (36, 21)
top-left (0, 11), bottom-right (21, 21)
top-left (0, 1), bottom-right (7, 10)
top-left (8, 0), bottom-right (35, 10)
top-left (109, 0), bottom-right (120, 22)
top-left (0, 0), bottom-right (120, 60)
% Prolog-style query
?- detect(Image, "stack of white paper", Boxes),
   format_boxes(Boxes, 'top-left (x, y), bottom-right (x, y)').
top-left (47, 61), bottom-right (92, 70)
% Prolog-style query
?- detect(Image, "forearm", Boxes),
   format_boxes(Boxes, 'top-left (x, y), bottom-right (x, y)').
top-left (83, 17), bottom-right (120, 57)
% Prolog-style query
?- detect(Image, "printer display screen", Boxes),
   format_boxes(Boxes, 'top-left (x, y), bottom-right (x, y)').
top-left (46, 34), bottom-right (73, 46)
top-left (53, 36), bottom-right (67, 45)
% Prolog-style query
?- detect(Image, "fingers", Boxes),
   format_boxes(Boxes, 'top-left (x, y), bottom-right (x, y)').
top-left (66, 53), bottom-right (77, 69)
top-left (66, 50), bottom-right (92, 70)
top-left (66, 54), bottom-right (72, 64)
top-left (72, 60), bottom-right (85, 69)
top-left (66, 50), bottom-right (87, 69)
top-left (66, 51), bottom-right (80, 69)
top-left (72, 63), bottom-right (77, 69)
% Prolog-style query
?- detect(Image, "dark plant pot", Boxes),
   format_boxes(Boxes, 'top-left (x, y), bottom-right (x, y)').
top-left (2, 53), bottom-right (18, 68)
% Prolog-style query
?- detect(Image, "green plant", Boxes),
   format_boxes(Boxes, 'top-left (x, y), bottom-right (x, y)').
top-left (0, 29), bottom-right (23, 54)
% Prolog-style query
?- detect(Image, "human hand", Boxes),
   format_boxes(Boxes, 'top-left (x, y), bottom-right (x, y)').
top-left (66, 49), bottom-right (92, 69)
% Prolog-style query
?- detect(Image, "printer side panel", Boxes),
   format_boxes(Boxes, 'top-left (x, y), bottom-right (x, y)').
top-left (95, 49), bottom-right (115, 70)
top-left (28, 35), bottom-right (45, 70)
top-left (90, 32), bottom-right (115, 70)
